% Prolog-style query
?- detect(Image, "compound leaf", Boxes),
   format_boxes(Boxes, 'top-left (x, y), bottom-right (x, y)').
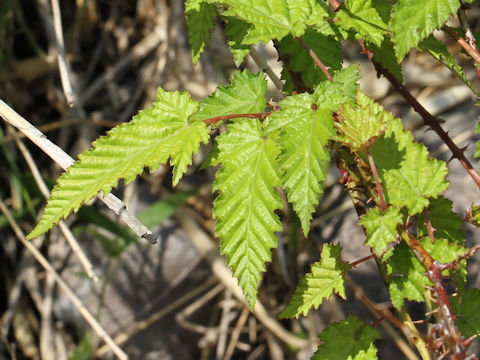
top-left (28, 88), bottom-right (208, 239)
top-left (213, 118), bottom-right (282, 308)
top-left (280, 244), bottom-right (350, 318)
top-left (313, 316), bottom-right (380, 360)
top-left (185, 0), bottom-right (218, 63)
top-left (191, 70), bottom-right (267, 124)
top-left (390, 0), bottom-right (460, 61)
top-left (359, 207), bottom-right (403, 258)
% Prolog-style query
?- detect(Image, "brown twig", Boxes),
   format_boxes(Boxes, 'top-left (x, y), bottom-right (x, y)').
top-left (203, 111), bottom-right (272, 125)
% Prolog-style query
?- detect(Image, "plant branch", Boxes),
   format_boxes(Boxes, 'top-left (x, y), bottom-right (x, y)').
top-left (249, 46), bottom-right (284, 93)
top-left (203, 111), bottom-right (272, 125)
top-left (443, 25), bottom-right (480, 80)
top-left (360, 44), bottom-right (480, 189)
top-left (297, 38), bottom-right (333, 81)
top-left (399, 228), bottom-right (468, 358)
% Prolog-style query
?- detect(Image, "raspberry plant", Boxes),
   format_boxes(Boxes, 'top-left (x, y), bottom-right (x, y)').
top-left (27, 0), bottom-right (480, 358)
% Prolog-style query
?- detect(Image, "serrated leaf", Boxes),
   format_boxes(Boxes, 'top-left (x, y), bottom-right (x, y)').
top-left (383, 143), bottom-right (448, 214)
top-left (219, 0), bottom-right (329, 44)
top-left (224, 17), bottom-right (251, 66)
top-left (367, 37), bottom-right (403, 82)
top-left (335, 0), bottom-right (390, 47)
top-left (280, 244), bottom-right (350, 318)
top-left (359, 207), bottom-right (402, 258)
top-left (388, 238), bottom-right (466, 309)
top-left (191, 70), bottom-right (267, 124)
top-left (185, 0), bottom-right (218, 63)
top-left (451, 288), bottom-right (480, 337)
top-left (313, 316), bottom-right (380, 360)
top-left (387, 241), bottom-right (430, 309)
top-left (265, 67), bottom-right (358, 234)
top-left (266, 93), bottom-right (334, 234)
top-left (370, 112), bottom-right (449, 215)
top-left (419, 36), bottom-right (480, 96)
top-left (278, 29), bottom-right (342, 88)
top-left (390, 0), bottom-right (461, 61)
top-left (212, 118), bottom-right (282, 308)
top-left (417, 197), bottom-right (464, 245)
top-left (336, 91), bottom-right (390, 151)
top-left (28, 88), bottom-right (208, 239)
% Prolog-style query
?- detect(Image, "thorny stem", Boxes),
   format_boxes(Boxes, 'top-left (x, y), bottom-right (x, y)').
top-left (399, 229), bottom-right (469, 358)
top-left (203, 111), bottom-right (272, 125)
top-left (297, 38), bottom-right (333, 81)
top-left (366, 149), bottom-right (387, 213)
top-left (360, 43), bottom-right (480, 189)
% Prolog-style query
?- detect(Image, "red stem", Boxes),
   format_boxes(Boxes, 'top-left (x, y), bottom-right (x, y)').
top-left (203, 111), bottom-right (272, 125)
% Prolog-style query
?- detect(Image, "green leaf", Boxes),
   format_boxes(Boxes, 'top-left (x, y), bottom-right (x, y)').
top-left (388, 238), bottom-right (466, 309)
top-left (266, 93), bottom-right (334, 234)
top-left (383, 143), bottom-right (448, 214)
top-left (359, 207), bottom-right (403, 258)
top-left (185, 0), bottom-right (218, 63)
top-left (212, 118), bottom-right (282, 308)
top-left (366, 37), bottom-right (403, 82)
top-left (280, 244), bottom-right (350, 318)
top-left (265, 67), bottom-right (358, 233)
top-left (219, 0), bottom-right (329, 44)
top-left (390, 0), bottom-right (461, 61)
top-left (277, 29), bottom-right (342, 88)
top-left (370, 114), bottom-right (449, 215)
top-left (28, 88), bottom-right (208, 239)
top-left (416, 197), bottom-right (464, 245)
top-left (451, 288), bottom-right (480, 337)
top-left (313, 316), bottom-right (380, 360)
top-left (191, 70), bottom-right (267, 124)
top-left (336, 91), bottom-right (390, 151)
top-left (224, 17), bottom-right (251, 66)
top-left (335, 0), bottom-right (390, 47)
top-left (419, 36), bottom-right (479, 97)
top-left (387, 241), bottom-right (430, 309)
